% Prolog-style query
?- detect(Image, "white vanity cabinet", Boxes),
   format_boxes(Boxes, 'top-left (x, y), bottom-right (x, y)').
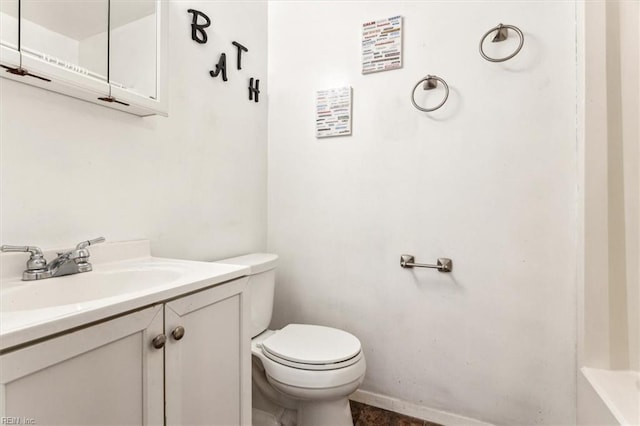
top-left (0, 277), bottom-right (250, 426)
top-left (165, 277), bottom-right (251, 425)
top-left (0, 305), bottom-right (165, 425)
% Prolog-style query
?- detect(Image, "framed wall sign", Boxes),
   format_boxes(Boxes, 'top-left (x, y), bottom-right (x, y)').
top-left (362, 15), bottom-right (403, 74)
top-left (316, 86), bottom-right (352, 138)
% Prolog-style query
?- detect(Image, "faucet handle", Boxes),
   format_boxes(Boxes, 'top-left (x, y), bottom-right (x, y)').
top-left (75, 237), bottom-right (106, 250)
top-left (0, 245), bottom-right (47, 270)
top-left (73, 238), bottom-right (105, 268)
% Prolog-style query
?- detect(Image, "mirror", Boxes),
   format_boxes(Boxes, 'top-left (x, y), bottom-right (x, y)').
top-left (109, 0), bottom-right (158, 100)
top-left (1, 0), bottom-right (166, 116)
top-left (0, 0), bottom-right (19, 51)
top-left (20, 0), bottom-right (109, 80)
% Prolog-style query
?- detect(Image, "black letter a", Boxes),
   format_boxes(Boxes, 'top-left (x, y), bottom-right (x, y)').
top-left (210, 53), bottom-right (228, 81)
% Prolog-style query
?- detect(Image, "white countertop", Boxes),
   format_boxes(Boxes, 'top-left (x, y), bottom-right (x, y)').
top-left (0, 240), bottom-right (250, 351)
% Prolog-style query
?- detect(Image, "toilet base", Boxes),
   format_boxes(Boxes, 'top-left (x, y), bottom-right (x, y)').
top-left (253, 408), bottom-right (280, 426)
top-left (297, 398), bottom-right (353, 426)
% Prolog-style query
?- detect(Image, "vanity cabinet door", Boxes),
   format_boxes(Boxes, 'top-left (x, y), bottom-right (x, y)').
top-left (0, 305), bottom-right (164, 426)
top-left (164, 277), bottom-right (251, 426)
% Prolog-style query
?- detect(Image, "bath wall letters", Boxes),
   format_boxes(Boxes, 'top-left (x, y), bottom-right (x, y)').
top-left (232, 42), bottom-right (249, 70)
top-left (187, 9), bottom-right (211, 44)
top-left (210, 53), bottom-right (228, 81)
top-left (249, 78), bottom-right (260, 102)
top-left (187, 9), bottom-right (261, 103)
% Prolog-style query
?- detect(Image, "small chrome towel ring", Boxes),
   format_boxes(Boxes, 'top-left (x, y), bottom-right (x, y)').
top-left (411, 75), bottom-right (449, 112)
top-left (479, 23), bottom-right (524, 63)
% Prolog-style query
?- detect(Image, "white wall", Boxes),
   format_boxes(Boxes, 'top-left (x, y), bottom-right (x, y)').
top-left (577, 1), bottom-right (639, 423)
top-left (614, 0), bottom-right (639, 372)
top-left (579, 0), bottom-right (639, 373)
top-left (0, 1), bottom-right (268, 261)
top-left (267, 2), bottom-right (577, 425)
top-left (578, 0), bottom-right (611, 371)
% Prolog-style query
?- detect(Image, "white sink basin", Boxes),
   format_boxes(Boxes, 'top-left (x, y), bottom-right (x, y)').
top-left (0, 240), bottom-right (251, 351)
top-left (1, 267), bottom-right (182, 312)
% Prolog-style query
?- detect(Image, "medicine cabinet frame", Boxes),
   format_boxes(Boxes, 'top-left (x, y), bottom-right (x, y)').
top-left (0, 0), bottom-right (20, 69)
top-left (0, 0), bottom-right (168, 117)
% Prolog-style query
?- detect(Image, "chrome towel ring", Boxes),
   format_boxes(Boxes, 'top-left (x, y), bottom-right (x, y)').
top-left (411, 75), bottom-right (449, 112)
top-left (479, 23), bottom-right (524, 63)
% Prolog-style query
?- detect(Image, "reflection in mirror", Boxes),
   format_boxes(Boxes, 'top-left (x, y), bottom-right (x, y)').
top-left (21, 0), bottom-right (109, 80)
top-left (110, 0), bottom-right (157, 99)
top-left (0, 0), bottom-right (19, 50)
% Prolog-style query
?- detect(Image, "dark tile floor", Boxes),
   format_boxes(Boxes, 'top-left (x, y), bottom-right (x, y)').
top-left (350, 401), bottom-right (443, 426)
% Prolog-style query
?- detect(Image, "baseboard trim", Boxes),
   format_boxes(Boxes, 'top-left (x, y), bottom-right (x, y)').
top-left (350, 389), bottom-right (495, 426)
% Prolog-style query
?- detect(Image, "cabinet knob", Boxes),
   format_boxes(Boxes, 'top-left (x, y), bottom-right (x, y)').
top-left (172, 326), bottom-right (185, 341)
top-left (152, 334), bottom-right (167, 349)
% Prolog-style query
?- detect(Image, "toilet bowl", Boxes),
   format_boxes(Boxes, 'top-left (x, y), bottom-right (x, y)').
top-left (217, 254), bottom-right (366, 426)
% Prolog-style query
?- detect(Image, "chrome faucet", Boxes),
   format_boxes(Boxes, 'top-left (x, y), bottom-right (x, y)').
top-left (1, 237), bottom-right (105, 281)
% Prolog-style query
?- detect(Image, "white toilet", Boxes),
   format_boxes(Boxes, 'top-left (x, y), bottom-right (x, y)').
top-left (218, 254), bottom-right (366, 426)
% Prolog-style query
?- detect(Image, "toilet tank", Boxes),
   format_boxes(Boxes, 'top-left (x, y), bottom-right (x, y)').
top-left (216, 253), bottom-right (278, 337)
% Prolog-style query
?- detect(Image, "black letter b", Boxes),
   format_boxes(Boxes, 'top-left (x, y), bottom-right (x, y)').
top-left (187, 9), bottom-right (211, 44)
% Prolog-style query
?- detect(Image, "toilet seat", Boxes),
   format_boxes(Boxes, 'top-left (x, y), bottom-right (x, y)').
top-left (252, 325), bottom-right (366, 389)
top-left (260, 324), bottom-right (362, 371)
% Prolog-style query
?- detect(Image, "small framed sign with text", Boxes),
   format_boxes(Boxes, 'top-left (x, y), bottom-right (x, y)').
top-left (362, 16), bottom-right (403, 74)
top-left (316, 87), bottom-right (352, 138)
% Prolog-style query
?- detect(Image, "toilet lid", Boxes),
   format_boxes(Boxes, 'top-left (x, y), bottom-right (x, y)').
top-left (262, 324), bottom-right (361, 366)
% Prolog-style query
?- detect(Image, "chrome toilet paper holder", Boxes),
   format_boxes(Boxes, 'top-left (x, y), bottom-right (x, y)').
top-left (400, 255), bottom-right (452, 272)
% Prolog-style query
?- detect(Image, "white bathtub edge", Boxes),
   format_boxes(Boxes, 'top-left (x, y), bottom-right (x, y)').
top-left (580, 367), bottom-right (640, 426)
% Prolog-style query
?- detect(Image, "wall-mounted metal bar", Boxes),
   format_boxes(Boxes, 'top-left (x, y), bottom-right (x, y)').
top-left (400, 255), bottom-right (452, 272)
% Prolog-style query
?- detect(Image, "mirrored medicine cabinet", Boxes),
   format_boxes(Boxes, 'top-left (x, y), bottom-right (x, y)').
top-left (0, 0), bottom-right (167, 117)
